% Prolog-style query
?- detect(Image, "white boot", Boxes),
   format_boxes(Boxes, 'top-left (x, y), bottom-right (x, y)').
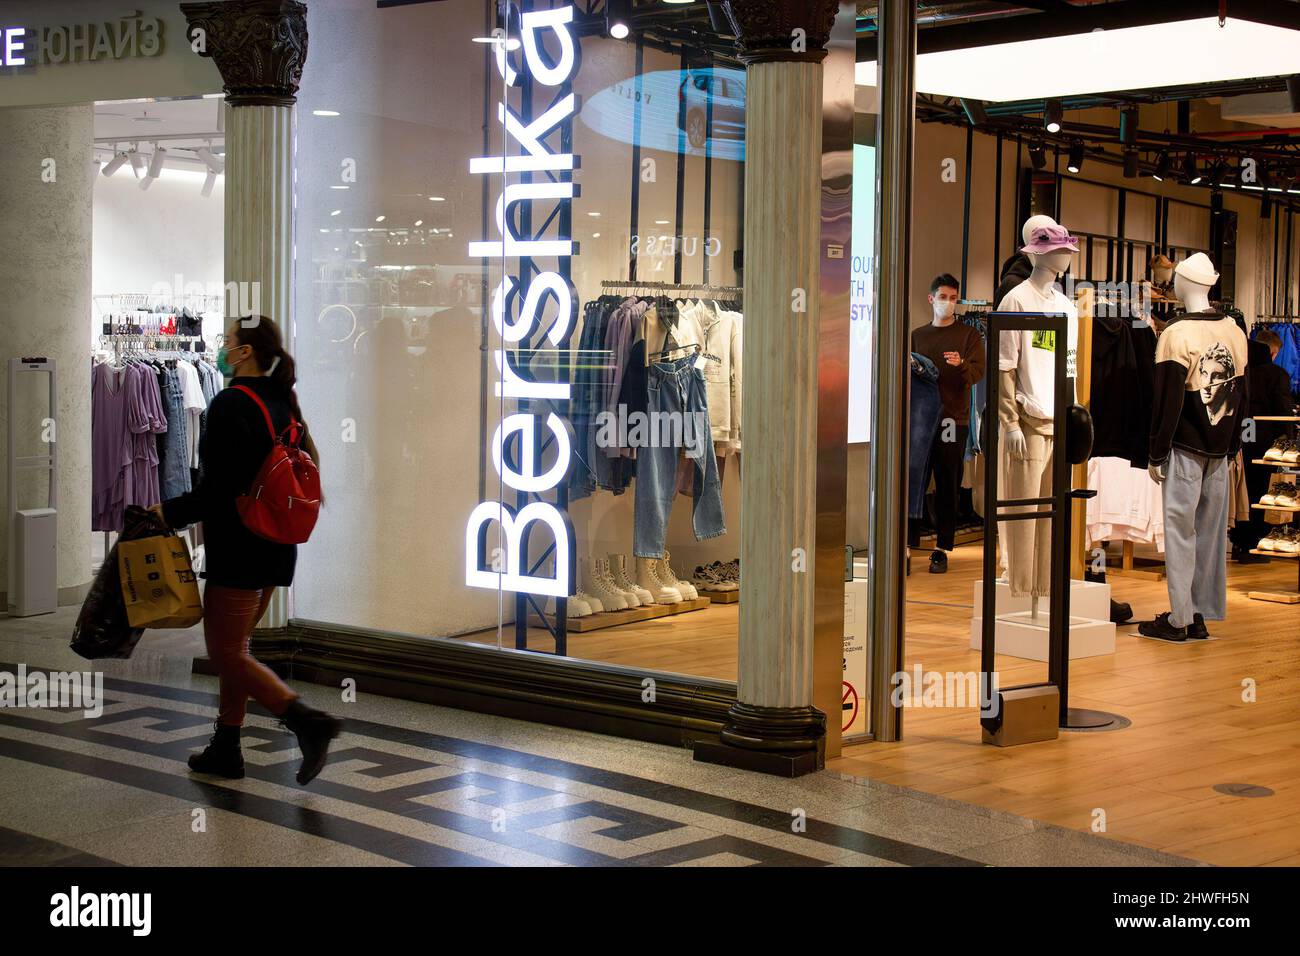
top-left (597, 558), bottom-right (640, 607)
top-left (608, 553), bottom-right (653, 605)
top-left (575, 588), bottom-right (604, 613)
top-left (636, 556), bottom-right (682, 604)
top-left (662, 549), bottom-right (698, 600)
top-left (562, 594), bottom-right (591, 618)
top-left (648, 557), bottom-right (686, 603)
top-left (582, 556), bottom-right (628, 611)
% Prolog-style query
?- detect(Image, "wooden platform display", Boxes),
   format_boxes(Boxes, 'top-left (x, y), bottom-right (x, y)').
top-left (1247, 590), bottom-right (1300, 604)
top-left (1249, 550), bottom-right (1299, 558)
top-left (534, 596), bottom-right (712, 633)
top-left (697, 588), bottom-right (739, 604)
top-left (1252, 503), bottom-right (1300, 512)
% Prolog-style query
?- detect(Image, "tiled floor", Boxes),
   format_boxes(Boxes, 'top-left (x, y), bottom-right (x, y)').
top-left (0, 607), bottom-right (1197, 867)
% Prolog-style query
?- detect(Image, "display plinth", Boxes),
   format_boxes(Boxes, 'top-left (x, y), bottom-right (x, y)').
top-left (697, 588), bottom-right (740, 604)
top-left (971, 578), bottom-right (1111, 622)
top-left (532, 597), bottom-right (712, 633)
top-left (970, 612), bottom-right (1116, 661)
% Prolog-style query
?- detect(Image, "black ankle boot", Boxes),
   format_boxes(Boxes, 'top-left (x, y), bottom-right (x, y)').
top-left (188, 721), bottom-right (245, 779)
top-left (278, 700), bottom-right (343, 786)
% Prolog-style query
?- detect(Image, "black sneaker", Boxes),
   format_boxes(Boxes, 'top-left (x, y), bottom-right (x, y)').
top-left (1138, 611), bottom-right (1188, 642)
top-left (1110, 599), bottom-right (1133, 624)
top-left (928, 549), bottom-right (948, 574)
top-left (1187, 613), bottom-right (1209, 640)
top-left (187, 721), bottom-right (245, 779)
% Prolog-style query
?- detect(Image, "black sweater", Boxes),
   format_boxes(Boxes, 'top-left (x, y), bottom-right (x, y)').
top-left (1244, 338), bottom-right (1295, 453)
top-left (162, 376), bottom-right (298, 589)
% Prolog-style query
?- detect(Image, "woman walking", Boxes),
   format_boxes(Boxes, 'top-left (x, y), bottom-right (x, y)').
top-left (154, 316), bottom-right (340, 785)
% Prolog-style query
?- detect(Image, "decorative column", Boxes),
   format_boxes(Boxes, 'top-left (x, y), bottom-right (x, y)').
top-left (694, 0), bottom-right (839, 777)
top-left (183, 0), bottom-right (308, 631)
top-left (0, 105), bottom-right (94, 609)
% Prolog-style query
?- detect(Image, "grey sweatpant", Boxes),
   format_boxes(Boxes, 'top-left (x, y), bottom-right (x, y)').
top-left (1162, 447), bottom-right (1229, 628)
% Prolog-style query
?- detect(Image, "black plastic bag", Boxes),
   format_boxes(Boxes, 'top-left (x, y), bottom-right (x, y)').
top-left (71, 506), bottom-right (173, 660)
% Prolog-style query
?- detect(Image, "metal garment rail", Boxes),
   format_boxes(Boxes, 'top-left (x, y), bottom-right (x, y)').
top-left (979, 311), bottom-right (1101, 733)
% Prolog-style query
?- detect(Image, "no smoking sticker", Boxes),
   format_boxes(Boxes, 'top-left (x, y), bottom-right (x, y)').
top-left (841, 681), bottom-right (859, 733)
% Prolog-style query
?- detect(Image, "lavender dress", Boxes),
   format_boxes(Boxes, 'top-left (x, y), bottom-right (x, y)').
top-left (91, 363), bottom-right (167, 532)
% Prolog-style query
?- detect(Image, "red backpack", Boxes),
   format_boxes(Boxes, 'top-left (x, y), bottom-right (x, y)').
top-left (230, 385), bottom-right (321, 544)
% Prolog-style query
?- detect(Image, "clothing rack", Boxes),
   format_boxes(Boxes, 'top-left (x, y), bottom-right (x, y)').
top-left (93, 292), bottom-right (224, 314)
top-left (601, 279), bottom-right (743, 295)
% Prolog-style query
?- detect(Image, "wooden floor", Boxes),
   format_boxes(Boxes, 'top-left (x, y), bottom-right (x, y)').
top-left (459, 544), bottom-right (1300, 866)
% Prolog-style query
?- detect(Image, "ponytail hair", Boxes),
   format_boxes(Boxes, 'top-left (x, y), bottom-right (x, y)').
top-left (232, 316), bottom-right (321, 466)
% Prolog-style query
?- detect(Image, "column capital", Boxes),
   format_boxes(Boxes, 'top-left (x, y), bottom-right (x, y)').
top-left (181, 0), bottom-right (309, 107)
top-left (720, 0), bottom-right (839, 66)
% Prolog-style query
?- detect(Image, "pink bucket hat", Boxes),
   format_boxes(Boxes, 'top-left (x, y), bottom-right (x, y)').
top-left (1020, 223), bottom-right (1080, 254)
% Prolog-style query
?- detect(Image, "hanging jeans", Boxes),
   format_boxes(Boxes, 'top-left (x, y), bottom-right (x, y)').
top-left (1002, 413), bottom-right (1054, 598)
top-left (908, 359), bottom-right (942, 519)
top-left (1162, 447), bottom-right (1229, 628)
top-left (634, 355), bottom-right (726, 557)
top-left (158, 368), bottom-right (192, 500)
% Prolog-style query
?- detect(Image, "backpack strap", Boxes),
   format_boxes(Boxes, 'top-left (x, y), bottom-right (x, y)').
top-left (230, 384), bottom-right (277, 441)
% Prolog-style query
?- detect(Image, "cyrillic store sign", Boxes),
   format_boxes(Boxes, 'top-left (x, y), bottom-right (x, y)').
top-left (0, 13), bottom-right (164, 69)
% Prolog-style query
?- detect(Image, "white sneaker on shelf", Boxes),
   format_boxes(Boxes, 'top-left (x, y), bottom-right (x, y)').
top-left (661, 550), bottom-right (698, 600)
top-left (1258, 530), bottom-right (1278, 551)
top-left (636, 556), bottom-right (682, 604)
top-left (608, 553), bottom-right (653, 605)
top-left (581, 556), bottom-right (628, 611)
top-left (597, 557), bottom-right (640, 607)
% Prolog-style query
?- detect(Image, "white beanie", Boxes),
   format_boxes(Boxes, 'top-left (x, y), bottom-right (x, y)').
top-left (1174, 252), bottom-right (1219, 287)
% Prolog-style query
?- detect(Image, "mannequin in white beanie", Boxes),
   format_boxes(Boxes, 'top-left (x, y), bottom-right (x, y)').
top-left (1141, 252), bottom-right (1248, 641)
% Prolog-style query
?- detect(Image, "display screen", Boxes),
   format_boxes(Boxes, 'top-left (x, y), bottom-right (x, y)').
top-left (848, 143), bottom-right (876, 444)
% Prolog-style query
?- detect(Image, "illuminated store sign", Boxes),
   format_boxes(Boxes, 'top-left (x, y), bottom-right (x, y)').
top-left (0, 15), bottom-right (164, 69)
top-left (465, 4), bottom-right (579, 599)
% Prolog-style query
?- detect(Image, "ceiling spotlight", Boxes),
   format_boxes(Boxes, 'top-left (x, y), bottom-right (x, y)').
top-left (375, 215), bottom-right (386, 222)
top-left (1183, 153), bottom-right (1201, 184)
top-left (1119, 106), bottom-right (1139, 146)
top-left (312, 109), bottom-right (340, 117)
top-left (607, 0), bottom-right (631, 39)
top-left (195, 143), bottom-right (223, 175)
top-left (1044, 98), bottom-right (1063, 133)
top-left (1123, 148), bottom-right (1139, 179)
top-left (139, 175), bottom-right (155, 191)
top-left (128, 148), bottom-right (146, 178)
top-left (960, 98), bottom-right (988, 127)
top-left (428, 195), bottom-right (445, 202)
top-left (1153, 151), bottom-right (1170, 181)
top-left (1028, 142), bottom-right (1047, 170)
top-left (146, 146), bottom-right (166, 179)
top-left (1067, 141), bottom-right (1084, 174)
top-left (102, 150), bottom-right (129, 177)
top-left (201, 168), bottom-right (217, 198)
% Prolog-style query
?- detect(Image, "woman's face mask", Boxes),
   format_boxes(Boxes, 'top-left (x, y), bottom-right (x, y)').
top-left (216, 343), bottom-right (248, 377)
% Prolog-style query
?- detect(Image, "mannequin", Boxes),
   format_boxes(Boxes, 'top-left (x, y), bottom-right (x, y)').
top-left (1142, 253), bottom-right (1248, 641)
top-left (996, 221), bottom-right (1080, 611)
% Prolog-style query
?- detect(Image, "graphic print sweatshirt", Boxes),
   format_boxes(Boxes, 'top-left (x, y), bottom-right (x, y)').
top-left (1149, 311), bottom-right (1249, 465)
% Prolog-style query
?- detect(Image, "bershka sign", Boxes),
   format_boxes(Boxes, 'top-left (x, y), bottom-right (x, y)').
top-left (465, 3), bottom-right (580, 599)
top-left (49, 886), bottom-right (152, 936)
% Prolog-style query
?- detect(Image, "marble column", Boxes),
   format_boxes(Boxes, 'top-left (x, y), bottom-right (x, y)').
top-left (183, 0), bottom-right (307, 630)
top-left (694, 0), bottom-right (840, 777)
top-left (0, 105), bottom-right (94, 608)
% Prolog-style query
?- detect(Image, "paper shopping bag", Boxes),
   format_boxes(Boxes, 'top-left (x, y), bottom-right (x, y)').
top-left (118, 531), bottom-right (204, 629)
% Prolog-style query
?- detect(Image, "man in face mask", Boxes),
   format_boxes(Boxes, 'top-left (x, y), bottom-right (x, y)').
top-left (908, 274), bottom-right (987, 573)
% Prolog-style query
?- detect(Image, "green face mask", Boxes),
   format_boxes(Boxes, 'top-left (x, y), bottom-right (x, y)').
top-left (216, 345), bottom-right (244, 378)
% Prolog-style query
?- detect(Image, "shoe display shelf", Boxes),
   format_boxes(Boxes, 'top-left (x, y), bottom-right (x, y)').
top-left (533, 597), bottom-right (712, 633)
top-left (695, 588), bottom-right (739, 604)
top-left (1248, 418), bottom-right (1300, 605)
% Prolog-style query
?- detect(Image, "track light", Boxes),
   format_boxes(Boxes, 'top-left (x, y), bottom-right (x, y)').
top-left (195, 143), bottom-right (223, 175)
top-left (1067, 141), bottom-right (1084, 174)
top-left (1119, 107), bottom-right (1139, 146)
top-left (960, 98), bottom-right (988, 127)
top-left (1183, 153), bottom-right (1201, 185)
top-left (1123, 148), bottom-right (1139, 179)
top-left (128, 148), bottom-right (146, 178)
top-left (1028, 142), bottom-right (1047, 170)
top-left (139, 175), bottom-right (155, 191)
top-left (201, 168), bottom-right (217, 198)
top-left (1153, 151), bottom-right (1170, 181)
top-left (102, 150), bottom-right (129, 177)
top-left (606, 0), bottom-right (630, 39)
top-left (146, 146), bottom-right (166, 179)
top-left (1044, 98), bottom-right (1063, 133)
